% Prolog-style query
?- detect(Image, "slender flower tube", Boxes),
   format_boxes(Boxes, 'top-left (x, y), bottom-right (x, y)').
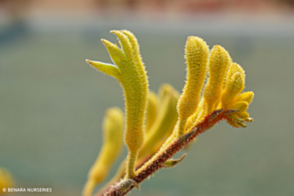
top-left (83, 107), bottom-right (124, 196)
top-left (177, 36), bottom-right (209, 136)
top-left (203, 45), bottom-right (231, 114)
top-left (86, 30), bottom-right (148, 178)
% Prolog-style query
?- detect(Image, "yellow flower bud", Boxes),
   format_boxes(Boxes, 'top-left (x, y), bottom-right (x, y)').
top-left (177, 36), bottom-right (209, 136)
top-left (224, 63), bottom-right (245, 89)
top-left (232, 92), bottom-right (254, 121)
top-left (83, 107), bottom-right (124, 196)
top-left (221, 72), bottom-right (245, 108)
top-left (235, 91), bottom-right (254, 104)
top-left (203, 45), bottom-right (231, 114)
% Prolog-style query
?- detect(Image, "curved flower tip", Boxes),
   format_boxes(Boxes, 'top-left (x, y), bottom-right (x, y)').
top-left (203, 45), bottom-right (232, 114)
top-left (220, 65), bottom-right (254, 127)
top-left (85, 59), bottom-right (121, 79)
top-left (221, 72), bottom-right (245, 108)
top-left (177, 36), bottom-right (209, 136)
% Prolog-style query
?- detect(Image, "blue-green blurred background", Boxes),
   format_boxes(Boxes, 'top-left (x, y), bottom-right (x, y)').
top-left (1, 0), bottom-right (294, 195)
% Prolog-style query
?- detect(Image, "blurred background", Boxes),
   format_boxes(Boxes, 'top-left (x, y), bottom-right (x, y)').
top-left (0, 0), bottom-right (294, 195)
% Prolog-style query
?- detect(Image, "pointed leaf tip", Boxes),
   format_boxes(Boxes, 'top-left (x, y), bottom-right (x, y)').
top-left (162, 153), bottom-right (187, 168)
top-left (85, 59), bottom-right (92, 64)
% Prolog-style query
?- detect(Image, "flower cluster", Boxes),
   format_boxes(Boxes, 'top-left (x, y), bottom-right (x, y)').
top-left (83, 30), bottom-right (254, 196)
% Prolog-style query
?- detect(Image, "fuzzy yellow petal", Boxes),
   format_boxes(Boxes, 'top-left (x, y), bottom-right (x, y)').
top-left (83, 107), bottom-right (124, 196)
top-left (101, 39), bottom-right (126, 67)
top-left (121, 30), bottom-right (141, 61)
top-left (235, 91), bottom-right (254, 104)
top-left (111, 30), bottom-right (133, 59)
top-left (224, 62), bottom-right (245, 88)
top-left (86, 59), bottom-right (121, 80)
top-left (203, 45), bottom-right (231, 114)
top-left (177, 36), bottom-right (209, 136)
top-left (221, 72), bottom-right (245, 108)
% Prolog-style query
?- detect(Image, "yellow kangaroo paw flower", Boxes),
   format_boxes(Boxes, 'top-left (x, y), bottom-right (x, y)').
top-left (86, 32), bottom-right (256, 196)
top-left (203, 45), bottom-right (231, 114)
top-left (88, 30), bottom-right (149, 179)
top-left (177, 36), bottom-right (209, 136)
top-left (83, 107), bottom-right (124, 196)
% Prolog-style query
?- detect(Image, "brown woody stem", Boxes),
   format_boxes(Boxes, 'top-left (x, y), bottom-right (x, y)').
top-left (101, 109), bottom-right (233, 196)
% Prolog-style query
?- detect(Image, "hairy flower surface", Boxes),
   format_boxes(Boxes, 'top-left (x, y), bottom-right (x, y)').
top-left (84, 30), bottom-right (254, 196)
top-left (87, 30), bottom-right (148, 179)
top-left (177, 36), bottom-right (209, 136)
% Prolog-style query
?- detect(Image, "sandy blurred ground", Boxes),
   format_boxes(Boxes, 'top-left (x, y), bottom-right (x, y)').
top-left (0, 1), bottom-right (294, 196)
